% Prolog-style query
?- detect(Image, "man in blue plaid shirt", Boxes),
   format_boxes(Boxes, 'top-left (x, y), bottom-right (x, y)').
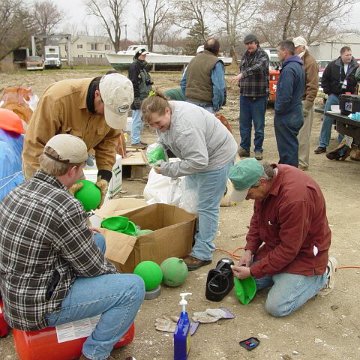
top-left (0, 134), bottom-right (144, 360)
top-left (232, 34), bottom-right (269, 160)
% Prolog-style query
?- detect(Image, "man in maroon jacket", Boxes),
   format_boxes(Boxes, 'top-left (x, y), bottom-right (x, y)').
top-left (228, 158), bottom-right (336, 317)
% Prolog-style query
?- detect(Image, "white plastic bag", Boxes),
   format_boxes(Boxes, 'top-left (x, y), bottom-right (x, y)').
top-left (143, 168), bottom-right (183, 206)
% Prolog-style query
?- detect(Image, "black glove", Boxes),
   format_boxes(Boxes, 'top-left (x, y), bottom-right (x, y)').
top-left (133, 97), bottom-right (142, 110)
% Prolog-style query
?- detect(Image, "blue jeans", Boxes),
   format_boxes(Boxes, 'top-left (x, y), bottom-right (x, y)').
top-left (239, 96), bottom-right (267, 152)
top-left (319, 94), bottom-right (343, 148)
top-left (46, 233), bottom-right (145, 360)
top-left (274, 109), bottom-right (303, 167)
top-left (185, 99), bottom-right (215, 113)
top-left (131, 109), bottom-right (144, 144)
top-left (186, 161), bottom-right (233, 260)
top-left (255, 272), bottom-right (327, 317)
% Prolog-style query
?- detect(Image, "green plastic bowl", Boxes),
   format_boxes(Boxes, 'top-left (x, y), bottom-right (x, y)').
top-left (234, 276), bottom-right (257, 305)
top-left (123, 221), bottom-right (138, 235)
top-left (101, 216), bottom-right (129, 231)
top-left (74, 179), bottom-right (101, 211)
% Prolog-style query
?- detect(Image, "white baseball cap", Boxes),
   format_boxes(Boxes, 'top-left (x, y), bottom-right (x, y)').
top-left (99, 73), bottom-right (134, 129)
top-left (44, 134), bottom-right (88, 164)
top-left (293, 36), bottom-right (308, 48)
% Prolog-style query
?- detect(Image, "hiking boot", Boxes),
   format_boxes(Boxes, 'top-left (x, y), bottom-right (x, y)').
top-left (298, 164), bottom-right (308, 171)
top-left (254, 151), bottom-right (263, 160)
top-left (326, 144), bottom-right (351, 161)
top-left (238, 147), bottom-right (250, 157)
top-left (319, 256), bottom-right (338, 297)
top-left (314, 146), bottom-right (326, 154)
top-left (131, 143), bottom-right (147, 149)
top-left (183, 255), bottom-right (212, 271)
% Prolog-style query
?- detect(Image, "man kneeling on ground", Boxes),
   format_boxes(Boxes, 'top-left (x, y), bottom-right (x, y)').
top-left (229, 159), bottom-right (336, 317)
top-left (0, 134), bottom-right (145, 360)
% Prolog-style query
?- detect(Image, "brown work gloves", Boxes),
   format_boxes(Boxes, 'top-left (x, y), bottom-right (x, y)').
top-left (96, 176), bottom-right (108, 207)
top-left (68, 181), bottom-right (84, 196)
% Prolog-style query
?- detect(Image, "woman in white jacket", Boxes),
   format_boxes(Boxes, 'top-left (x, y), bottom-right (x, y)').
top-left (141, 92), bottom-right (237, 270)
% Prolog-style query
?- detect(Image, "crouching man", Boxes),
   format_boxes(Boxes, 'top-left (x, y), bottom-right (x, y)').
top-left (229, 159), bottom-right (336, 317)
top-left (0, 134), bottom-right (145, 360)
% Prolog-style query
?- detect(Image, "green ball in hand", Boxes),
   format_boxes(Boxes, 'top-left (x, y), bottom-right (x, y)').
top-left (74, 179), bottom-right (101, 211)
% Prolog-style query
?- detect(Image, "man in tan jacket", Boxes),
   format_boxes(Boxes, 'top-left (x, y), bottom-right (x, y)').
top-left (293, 36), bottom-right (319, 170)
top-left (22, 73), bottom-right (133, 202)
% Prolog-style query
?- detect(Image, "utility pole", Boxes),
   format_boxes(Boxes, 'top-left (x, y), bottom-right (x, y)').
top-left (125, 24), bottom-right (128, 49)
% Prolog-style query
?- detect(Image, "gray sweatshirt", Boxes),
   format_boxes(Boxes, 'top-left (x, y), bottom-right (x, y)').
top-left (158, 101), bottom-right (237, 178)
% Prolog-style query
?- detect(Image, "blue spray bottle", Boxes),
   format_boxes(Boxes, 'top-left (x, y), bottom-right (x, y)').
top-left (174, 292), bottom-right (192, 360)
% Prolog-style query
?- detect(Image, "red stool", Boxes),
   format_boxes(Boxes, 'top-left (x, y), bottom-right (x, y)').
top-left (13, 320), bottom-right (135, 360)
top-left (0, 300), bottom-right (10, 337)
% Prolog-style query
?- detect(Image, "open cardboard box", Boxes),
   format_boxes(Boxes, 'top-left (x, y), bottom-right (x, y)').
top-left (98, 201), bottom-right (197, 273)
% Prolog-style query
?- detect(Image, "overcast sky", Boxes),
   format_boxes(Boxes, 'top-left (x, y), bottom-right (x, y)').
top-left (31, 0), bottom-right (360, 41)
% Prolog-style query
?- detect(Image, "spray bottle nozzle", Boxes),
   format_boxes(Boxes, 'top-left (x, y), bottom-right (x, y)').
top-left (179, 292), bottom-right (192, 312)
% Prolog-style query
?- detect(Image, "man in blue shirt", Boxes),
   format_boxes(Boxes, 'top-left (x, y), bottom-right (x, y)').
top-left (274, 40), bottom-right (305, 167)
top-left (181, 38), bottom-right (226, 113)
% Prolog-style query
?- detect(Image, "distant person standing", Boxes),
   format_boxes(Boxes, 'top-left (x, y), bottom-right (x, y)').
top-left (231, 34), bottom-right (269, 160)
top-left (128, 48), bottom-right (153, 149)
top-left (314, 46), bottom-right (358, 155)
top-left (274, 40), bottom-right (305, 167)
top-left (293, 36), bottom-right (319, 170)
top-left (181, 38), bottom-right (226, 113)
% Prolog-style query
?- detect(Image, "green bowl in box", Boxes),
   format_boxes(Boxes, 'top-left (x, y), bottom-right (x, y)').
top-left (101, 216), bottom-right (129, 232)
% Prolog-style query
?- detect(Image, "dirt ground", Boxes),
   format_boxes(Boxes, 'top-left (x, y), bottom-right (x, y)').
top-left (1, 67), bottom-right (360, 360)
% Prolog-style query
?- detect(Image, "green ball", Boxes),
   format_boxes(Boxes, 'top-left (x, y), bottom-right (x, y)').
top-left (133, 261), bottom-right (163, 291)
top-left (74, 179), bottom-right (102, 211)
top-left (160, 257), bottom-right (188, 287)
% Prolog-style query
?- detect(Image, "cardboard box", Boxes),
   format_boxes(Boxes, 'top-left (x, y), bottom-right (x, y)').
top-left (99, 202), bottom-right (196, 273)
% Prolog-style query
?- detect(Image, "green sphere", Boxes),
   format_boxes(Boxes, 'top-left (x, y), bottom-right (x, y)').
top-left (133, 261), bottom-right (163, 291)
top-left (74, 179), bottom-right (101, 211)
top-left (160, 257), bottom-right (188, 287)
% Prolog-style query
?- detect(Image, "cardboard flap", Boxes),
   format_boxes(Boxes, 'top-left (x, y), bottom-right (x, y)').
top-left (104, 229), bottom-right (137, 264)
top-left (95, 198), bottom-right (147, 219)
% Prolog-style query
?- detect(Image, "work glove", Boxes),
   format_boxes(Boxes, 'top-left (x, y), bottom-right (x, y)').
top-left (302, 100), bottom-right (313, 118)
top-left (155, 315), bottom-right (199, 335)
top-left (192, 308), bottom-right (234, 323)
top-left (96, 176), bottom-right (108, 208)
top-left (68, 182), bottom-right (84, 196)
top-left (155, 315), bottom-right (179, 333)
top-left (133, 97), bottom-right (141, 110)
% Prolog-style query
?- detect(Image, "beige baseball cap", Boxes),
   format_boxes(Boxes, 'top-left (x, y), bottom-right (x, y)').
top-left (293, 36), bottom-right (308, 48)
top-left (99, 73), bottom-right (134, 129)
top-left (44, 134), bottom-right (88, 164)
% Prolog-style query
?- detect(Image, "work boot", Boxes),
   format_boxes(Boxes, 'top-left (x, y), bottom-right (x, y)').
top-left (183, 255), bottom-right (212, 271)
top-left (131, 143), bottom-right (147, 149)
top-left (238, 147), bottom-right (250, 157)
top-left (314, 146), bottom-right (326, 154)
top-left (254, 151), bottom-right (263, 160)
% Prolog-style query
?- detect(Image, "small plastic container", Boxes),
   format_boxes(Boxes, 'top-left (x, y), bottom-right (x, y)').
top-left (13, 321), bottom-right (135, 360)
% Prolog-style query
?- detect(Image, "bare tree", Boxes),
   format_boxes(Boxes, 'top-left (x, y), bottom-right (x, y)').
top-left (0, 0), bottom-right (34, 61)
top-left (255, 0), bottom-right (356, 46)
top-left (209, 0), bottom-right (258, 57)
top-left (138, 0), bottom-right (170, 51)
top-left (169, 0), bottom-right (210, 42)
top-left (33, 1), bottom-right (64, 36)
top-left (86, 0), bottom-right (128, 52)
